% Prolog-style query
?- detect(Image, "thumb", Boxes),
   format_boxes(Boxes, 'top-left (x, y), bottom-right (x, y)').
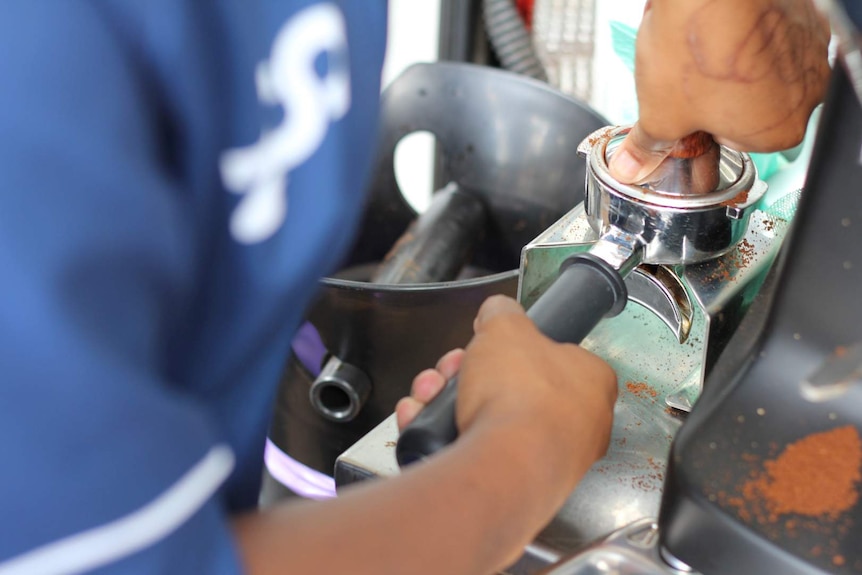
top-left (473, 295), bottom-right (525, 333)
top-left (608, 122), bottom-right (676, 184)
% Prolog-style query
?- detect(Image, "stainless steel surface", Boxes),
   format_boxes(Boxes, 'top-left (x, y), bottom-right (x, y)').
top-left (532, 308), bottom-right (687, 551)
top-left (518, 206), bottom-right (674, 331)
top-left (579, 126), bottom-right (766, 265)
top-left (519, 201), bottom-right (792, 415)
top-left (589, 227), bottom-right (643, 276)
top-left (538, 519), bottom-right (696, 575)
top-left (309, 357), bottom-right (372, 422)
top-left (336, 416), bottom-right (400, 479)
top-left (624, 266), bottom-right (693, 344)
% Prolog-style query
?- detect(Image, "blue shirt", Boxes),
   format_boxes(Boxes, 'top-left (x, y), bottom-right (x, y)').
top-left (844, 0), bottom-right (862, 29)
top-left (0, 1), bottom-right (386, 572)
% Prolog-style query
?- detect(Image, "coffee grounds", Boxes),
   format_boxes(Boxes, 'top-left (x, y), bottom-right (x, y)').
top-left (740, 425), bottom-right (862, 521)
top-left (625, 380), bottom-right (658, 399)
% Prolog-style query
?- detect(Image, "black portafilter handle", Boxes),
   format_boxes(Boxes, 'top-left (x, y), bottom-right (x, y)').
top-left (395, 253), bottom-right (629, 467)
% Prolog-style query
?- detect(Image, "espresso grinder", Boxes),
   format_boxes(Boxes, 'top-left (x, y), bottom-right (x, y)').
top-left (395, 126), bottom-right (778, 461)
top-left (338, 117), bottom-right (797, 570)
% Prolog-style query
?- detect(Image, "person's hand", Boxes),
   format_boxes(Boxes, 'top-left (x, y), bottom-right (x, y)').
top-left (396, 295), bottom-right (617, 488)
top-left (609, 0), bottom-right (831, 184)
top-left (395, 347), bottom-right (465, 429)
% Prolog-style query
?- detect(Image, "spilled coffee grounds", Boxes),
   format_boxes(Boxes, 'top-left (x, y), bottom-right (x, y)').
top-left (735, 425), bottom-right (862, 522)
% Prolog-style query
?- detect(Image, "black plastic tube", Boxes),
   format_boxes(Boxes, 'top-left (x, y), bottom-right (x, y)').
top-left (371, 184), bottom-right (487, 285)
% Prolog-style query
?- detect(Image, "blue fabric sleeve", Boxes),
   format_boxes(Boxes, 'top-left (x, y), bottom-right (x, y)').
top-left (842, 0), bottom-right (862, 29)
top-left (0, 4), bottom-right (244, 573)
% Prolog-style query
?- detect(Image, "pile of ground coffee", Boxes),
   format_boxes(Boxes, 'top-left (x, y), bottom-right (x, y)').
top-left (741, 425), bottom-right (862, 521)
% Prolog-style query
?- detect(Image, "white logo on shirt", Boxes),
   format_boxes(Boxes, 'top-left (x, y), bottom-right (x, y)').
top-left (220, 3), bottom-right (351, 244)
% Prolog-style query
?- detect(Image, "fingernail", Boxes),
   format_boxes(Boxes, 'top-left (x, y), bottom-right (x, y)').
top-left (609, 149), bottom-right (644, 183)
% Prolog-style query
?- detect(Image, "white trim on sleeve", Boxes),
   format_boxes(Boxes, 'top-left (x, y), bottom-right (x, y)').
top-left (0, 445), bottom-right (235, 575)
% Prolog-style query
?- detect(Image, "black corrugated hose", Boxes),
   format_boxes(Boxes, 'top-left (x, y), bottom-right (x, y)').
top-left (483, 0), bottom-right (547, 81)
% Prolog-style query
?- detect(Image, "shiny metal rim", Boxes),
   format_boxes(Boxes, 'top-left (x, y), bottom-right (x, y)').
top-left (587, 127), bottom-right (758, 211)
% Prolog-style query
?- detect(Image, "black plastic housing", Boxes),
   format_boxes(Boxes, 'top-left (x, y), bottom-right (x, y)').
top-left (660, 64), bottom-right (862, 575)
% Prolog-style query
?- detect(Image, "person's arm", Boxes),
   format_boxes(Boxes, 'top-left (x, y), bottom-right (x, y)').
top-left (234, 296), bottom-right (617, 575)
top-left (609, 0), bottom-right (832, 183)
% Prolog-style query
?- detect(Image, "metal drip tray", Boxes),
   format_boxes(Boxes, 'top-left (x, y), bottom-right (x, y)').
top-left (538, 519), bottom-right (693, 575)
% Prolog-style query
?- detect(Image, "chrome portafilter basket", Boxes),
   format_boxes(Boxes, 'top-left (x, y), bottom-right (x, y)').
top-left (578, 125), bottom-right (764, 272)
